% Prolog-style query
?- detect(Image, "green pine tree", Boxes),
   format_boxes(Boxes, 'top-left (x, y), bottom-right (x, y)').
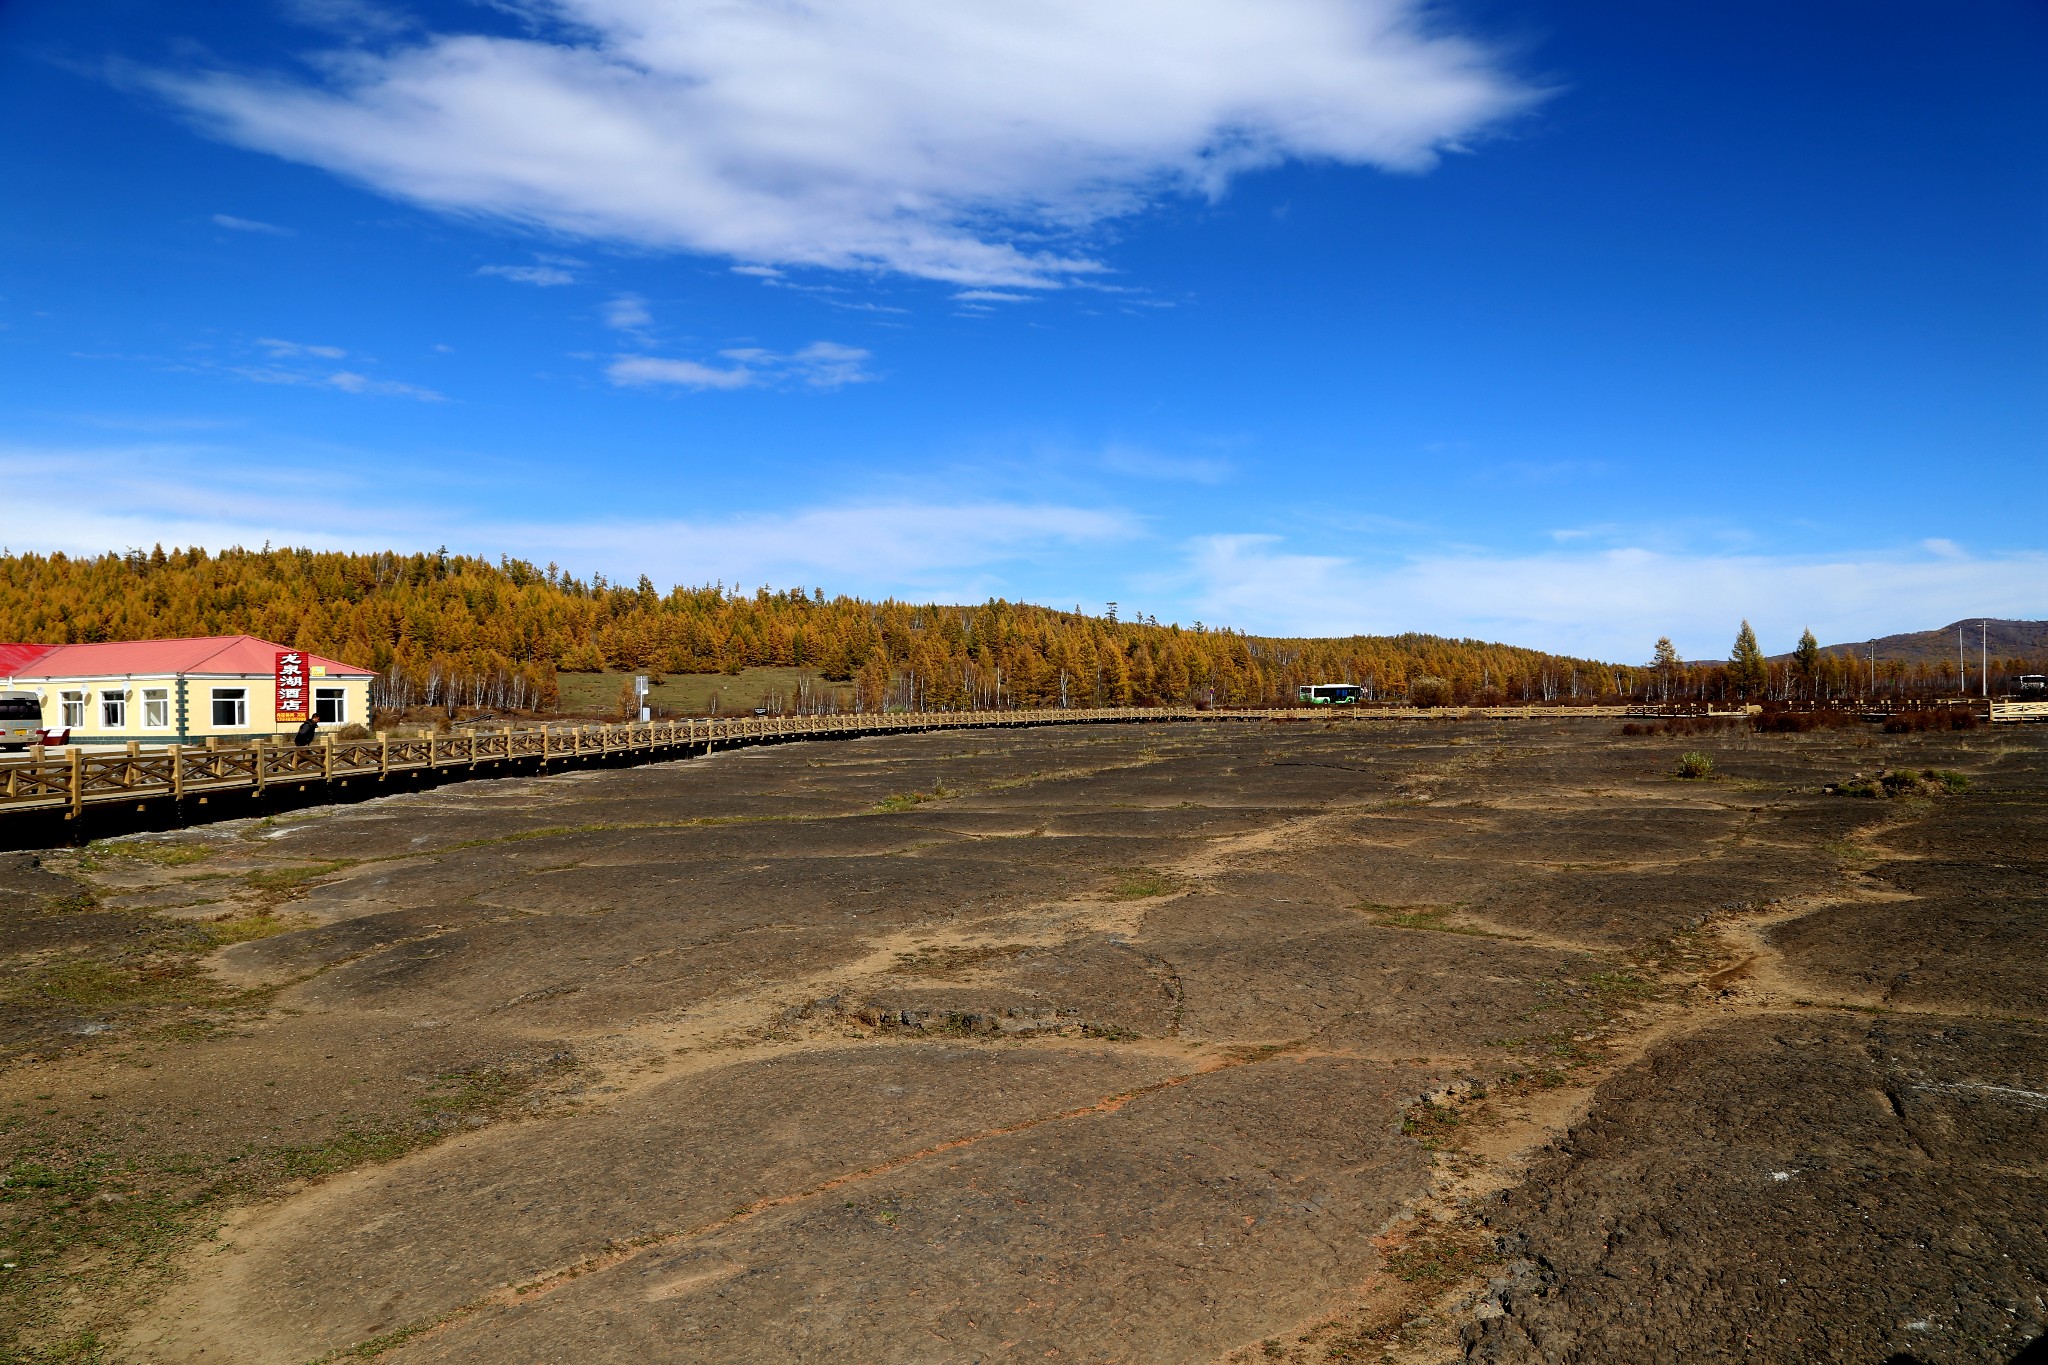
top-left (1792, 627), bottom-right (1821, 699)
top-left (1728, 620), bottom-right (1769, 699)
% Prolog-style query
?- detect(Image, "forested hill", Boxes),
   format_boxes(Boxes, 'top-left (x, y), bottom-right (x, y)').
top-left (1808, 619), bottom-right (2048, 668)
top-left (0, 547), bottom-right (1623, 712)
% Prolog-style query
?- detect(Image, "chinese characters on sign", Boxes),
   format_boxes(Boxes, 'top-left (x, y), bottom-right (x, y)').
top-left (275, 651), bottom-right (309, 722)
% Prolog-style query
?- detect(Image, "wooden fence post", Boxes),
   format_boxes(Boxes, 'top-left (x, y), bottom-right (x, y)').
top-left (68, 746), bottom-right (83, 820)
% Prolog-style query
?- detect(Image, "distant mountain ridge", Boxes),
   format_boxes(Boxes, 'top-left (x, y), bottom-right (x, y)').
top-left (1786, 619), bottom-right (2048, 667)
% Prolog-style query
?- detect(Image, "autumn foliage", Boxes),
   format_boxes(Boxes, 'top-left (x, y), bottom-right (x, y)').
top-left (0, 545), bottom-right (1620, 714)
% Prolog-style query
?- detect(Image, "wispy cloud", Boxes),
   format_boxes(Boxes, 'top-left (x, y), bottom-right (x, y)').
top-left (954, 290), bottom-right (1034, 304)
top-left (211, 213), bottom-right (292, 235)
top-left (148, 0), bottom-right (1540, 286)
top-left (0, 441), bottom-right (1133, 600)
top-left (608, 341), bottom-right (876, 392)
top-left (1100, 443), bottom-right (1231, 484)
top-left (257, 337), bottom-right (347, 360)
top-left (602, 293), bottom-right (652, 332)
top-left (606, 356), bottom-right (757, 391)
top-left (477, 263), bottom-right (574, 286)
top-left (1173, 534), bottom-right (2048, 659)
top-left (235, 367), bottom-right (443, 400)
top-left (231, 338), bottom-right (440, 398)
top-left (280, 0), bottom-right (412, 39)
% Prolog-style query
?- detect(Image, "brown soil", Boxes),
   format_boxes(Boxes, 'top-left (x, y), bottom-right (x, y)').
top-left (0, 720), bottom-right (2038, 1363)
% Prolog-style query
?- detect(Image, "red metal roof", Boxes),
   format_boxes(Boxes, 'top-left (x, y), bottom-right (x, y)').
top-left (0, 644), bottom-right (56, 675)
top-left (0, 636), bottom-right (374, 679)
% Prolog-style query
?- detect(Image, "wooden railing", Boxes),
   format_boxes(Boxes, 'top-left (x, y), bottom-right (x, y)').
top-left (0, 704), bottom-right (1636, 821)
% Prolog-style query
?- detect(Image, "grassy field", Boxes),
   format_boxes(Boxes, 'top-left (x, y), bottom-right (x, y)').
top-left (554, 668), bottom-right (854, 717)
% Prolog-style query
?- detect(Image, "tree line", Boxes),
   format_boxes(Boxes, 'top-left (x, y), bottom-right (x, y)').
top-left (1648, 621), bottom-right (2041, 704)
top-left (2, 549), bottom-right (2022, 715)
top-left (0, 545), bottom-right (1626, 713)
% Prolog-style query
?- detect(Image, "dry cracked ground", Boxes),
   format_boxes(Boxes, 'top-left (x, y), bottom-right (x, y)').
top-left (0, 718), bottom-right (2043, 1364)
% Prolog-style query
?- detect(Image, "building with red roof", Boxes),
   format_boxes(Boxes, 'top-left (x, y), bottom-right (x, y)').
top-left (0, 635), bottom-right (373, 746)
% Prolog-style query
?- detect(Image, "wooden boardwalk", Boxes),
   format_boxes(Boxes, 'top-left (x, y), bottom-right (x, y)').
top-left (0, 704), bottom-right (1633, 835)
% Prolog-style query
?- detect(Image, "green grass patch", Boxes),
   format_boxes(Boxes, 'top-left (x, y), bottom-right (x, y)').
top-left (554, 666), bottom-right (849, 718)
top-left (1383, 1229), bottom-right (1504, 1285)
top-left (1106, 868), bottom-right (1177, 901)
top-left (873, 785), bottom-right (952, 814)
top-left (1675, 750), bottom-right (1714, 780)
top-left (0, 1059), bottom-right (566, 1361)
top-left (1357, 902), bottom-right (1497, 937)
top-left (195, 910), bottom-right (306, 949)
top-left (243, 860), bottom-right (352, 895)
top-left (100, 841), bottom-right (213, 868)
top-left (16, 956), bottom-right (220, 1013)
top-left (1584, 970), bottom-right (1658, 1005)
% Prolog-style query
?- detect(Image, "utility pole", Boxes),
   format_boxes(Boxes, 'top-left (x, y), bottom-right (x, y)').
top-left (1982, 619), bottom-right (1989, 699)
top-left (1959, 624), bottom-right (1966, 696)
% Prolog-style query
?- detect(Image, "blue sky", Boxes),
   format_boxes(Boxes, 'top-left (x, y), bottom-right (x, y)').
top-left (1, 0), bottom-right (2042, 661)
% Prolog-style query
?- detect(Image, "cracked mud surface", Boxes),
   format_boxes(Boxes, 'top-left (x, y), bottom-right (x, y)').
top-left (0, 719), bottom-right (2041, 1363)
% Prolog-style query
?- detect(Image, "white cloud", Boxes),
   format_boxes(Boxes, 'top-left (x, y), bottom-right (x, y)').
top-left (954, 290), bottom-right (1034, 304)
top-left (1175, 535), bottom-right (2048, 659)
top-left (258, 337), bottom-right (348, 359)
top-left (0, 441), bottom-right (1133, 600)
top-left (608, 341), bottom-right (875, 391)
top-left (211, 213), bottom-right (292, 235)
top-left (602, 292), bottom-right (652, 331)
top-left (281, 0), bottom-right (412, 39)
top-left (477, 263), bottom-right (575, 285)
top-left (606, 356), bottom-right (758, 391)
top-left (235, 366), bottom-right (445, 400)
top-left (149, 0), bottom-right (1538, 285)
top-left (788, 341), bottom-right (875, 389)
top-left (235, 341), bottom-right (441, 397)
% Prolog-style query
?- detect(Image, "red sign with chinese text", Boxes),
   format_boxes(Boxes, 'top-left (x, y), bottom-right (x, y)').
top-left (275, 651), bottom-right (309, 722)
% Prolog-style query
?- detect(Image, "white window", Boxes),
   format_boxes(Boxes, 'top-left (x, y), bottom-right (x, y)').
top-left (211, 688), bottom-right (247, 728)
top-left (143, 688), bottom-right (170, 728)
top-left (314, 687), bottom-right (346, 724)
top-left (101, 689), bottom-right (128, 728)
top-left (60, 690), bottom-right (86, 728)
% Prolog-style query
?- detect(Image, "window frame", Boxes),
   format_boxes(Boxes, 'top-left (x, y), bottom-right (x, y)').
top-left (59, 690), bottom-right (86, 728)
top-left (142, 688), bottom-right (170, 729)
top-left (211, 687), bottom-right (248, 728)
top-left (313, 686), bottom-right (347, 725)
top-left (100, 689), bottom-right (129, 729)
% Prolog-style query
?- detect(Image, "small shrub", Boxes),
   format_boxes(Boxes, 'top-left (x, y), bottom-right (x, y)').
top-left (1827, 768), bottom-right (1969, 799)
top-left (1676, 751), bottom-right (1714, 780)
top-left (1408, 675), bottom-right (1454, 708)
top-left (1882, 708), bottom-right (1980, 734)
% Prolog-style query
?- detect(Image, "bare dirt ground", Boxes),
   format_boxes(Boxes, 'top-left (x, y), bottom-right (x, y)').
top-left (0, 718), bottom-right (2040, 1364)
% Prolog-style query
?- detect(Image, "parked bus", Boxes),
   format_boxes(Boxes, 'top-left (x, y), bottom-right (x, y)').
top-left (0, 691), bottom-right (41, 751)
top-left (1297, 683), bottom-right (1362, 706)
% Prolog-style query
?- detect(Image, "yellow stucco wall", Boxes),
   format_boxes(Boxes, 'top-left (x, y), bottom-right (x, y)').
top-left (1, 673), bottom-right (372, 743)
